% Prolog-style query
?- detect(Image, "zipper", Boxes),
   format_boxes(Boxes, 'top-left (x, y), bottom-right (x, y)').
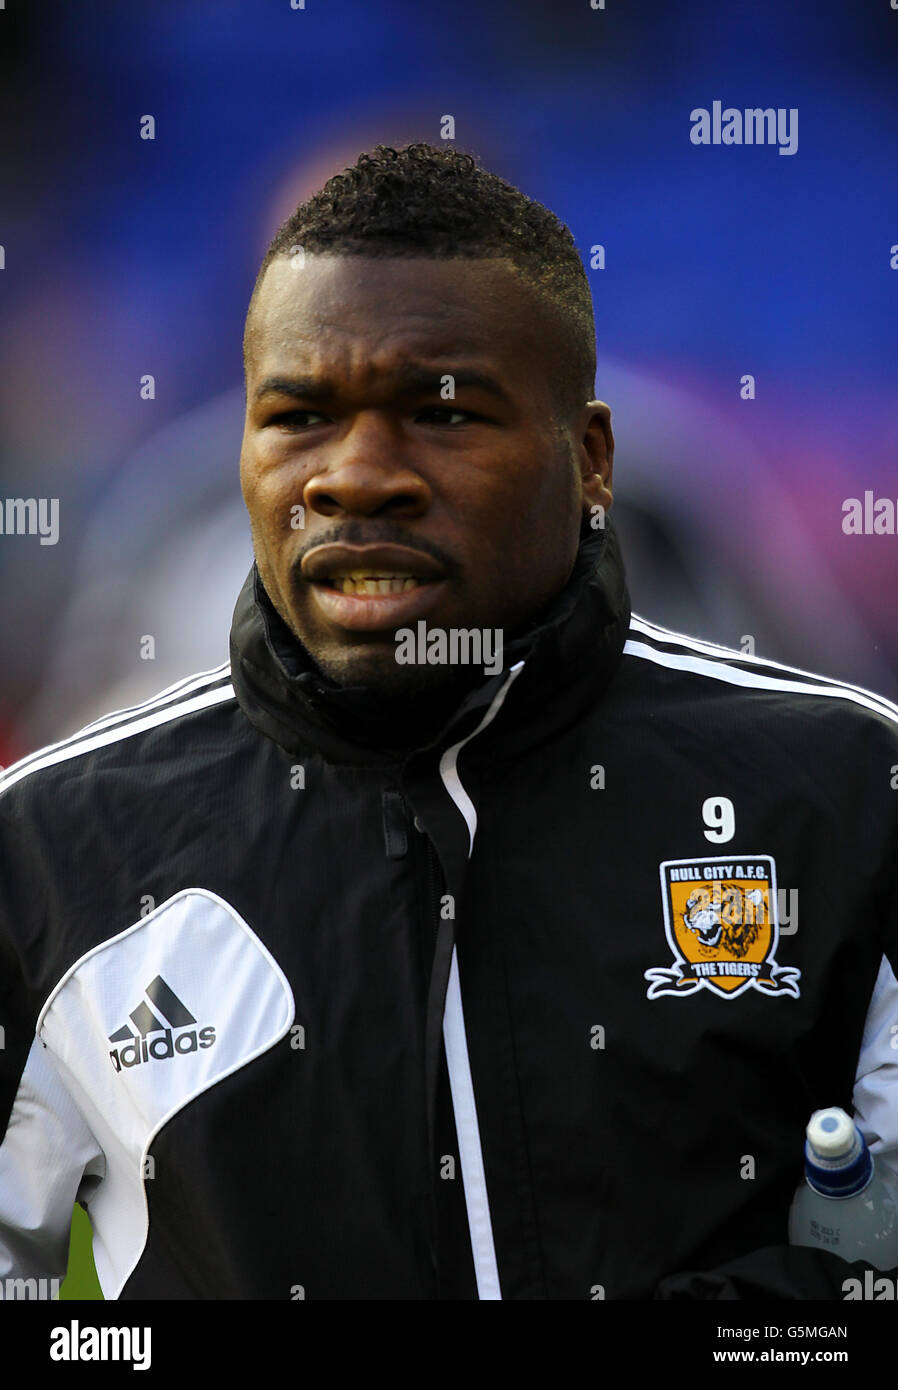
top-left (421, 828), bottom-right (454, 1212)
top-left (399, 662), bottom-right (525, 1300)
top-left (423, 832), bottom-right (443, 935)
top-left (433, 668), bottom-right (525, 1300)
top-left (419, 820), bottom-right (451, 1285)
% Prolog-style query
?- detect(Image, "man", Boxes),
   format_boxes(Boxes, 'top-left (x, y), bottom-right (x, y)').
top-left (1, 142), bottom-right (896, 1300)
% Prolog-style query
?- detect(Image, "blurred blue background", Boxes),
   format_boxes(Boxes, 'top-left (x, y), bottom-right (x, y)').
top-left (2, 0), bottom-right (897, 764)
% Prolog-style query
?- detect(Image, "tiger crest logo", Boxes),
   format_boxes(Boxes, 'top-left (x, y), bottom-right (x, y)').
top-left (645, 855), bottom-right (800, 1000)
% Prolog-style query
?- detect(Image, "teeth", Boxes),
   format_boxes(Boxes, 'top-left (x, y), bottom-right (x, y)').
top-left (329, 570), bottom-right (420, 579)
top-left (329, 574), bottom-right (422, 595)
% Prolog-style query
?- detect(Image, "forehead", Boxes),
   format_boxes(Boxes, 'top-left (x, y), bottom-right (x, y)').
top-left (247, 253), bottom-right (553, 383)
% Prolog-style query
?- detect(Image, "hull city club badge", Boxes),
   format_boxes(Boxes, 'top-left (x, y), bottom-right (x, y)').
top-left (645, 855), bottom-right (801, 1001)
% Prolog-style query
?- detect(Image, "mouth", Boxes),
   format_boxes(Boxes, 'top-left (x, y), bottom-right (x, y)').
top-left (324, 571), bottom-right (428, 596)
top-left (301, 545), bottom-right (449, 632)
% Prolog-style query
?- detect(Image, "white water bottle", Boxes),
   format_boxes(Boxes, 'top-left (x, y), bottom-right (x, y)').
top-left (788, 1107), bottom-right (898, 1270)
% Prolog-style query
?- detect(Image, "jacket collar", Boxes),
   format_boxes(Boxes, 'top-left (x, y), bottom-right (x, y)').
top-left (229, 516), bottom-right (632, 768)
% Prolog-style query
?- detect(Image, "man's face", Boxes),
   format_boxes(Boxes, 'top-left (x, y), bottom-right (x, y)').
top-left (240, 253), bottom-right (613, 695)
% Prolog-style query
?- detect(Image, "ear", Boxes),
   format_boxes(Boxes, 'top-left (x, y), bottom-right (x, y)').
top-left (577, 400), bottom-right (614, 523)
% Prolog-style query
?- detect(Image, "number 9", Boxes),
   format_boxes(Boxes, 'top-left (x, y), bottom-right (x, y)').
top-left (702, 796), bottom-right (735, 843)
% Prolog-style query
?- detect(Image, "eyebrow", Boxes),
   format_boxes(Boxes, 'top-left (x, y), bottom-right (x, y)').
top-left (254, 377), bottom-right (335, 404)
top-left (253, 367), bottom-right (512, 405)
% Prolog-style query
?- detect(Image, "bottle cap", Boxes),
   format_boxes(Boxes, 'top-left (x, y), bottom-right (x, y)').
top-left (803, 1107), bottom-right (873, 1197)
top-left (807, 1108), bottom-right (857, 1160)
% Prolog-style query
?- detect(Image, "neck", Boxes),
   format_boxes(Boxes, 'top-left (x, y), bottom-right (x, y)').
top-left (306, 662), bottom-right (486, 755)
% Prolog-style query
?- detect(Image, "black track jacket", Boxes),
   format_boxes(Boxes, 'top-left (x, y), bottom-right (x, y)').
top-left (1, 518), bottom-right (897, 1300)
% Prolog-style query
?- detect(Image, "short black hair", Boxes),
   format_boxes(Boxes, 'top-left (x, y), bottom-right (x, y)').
top-left (244, 142), bottom-right (596, 417)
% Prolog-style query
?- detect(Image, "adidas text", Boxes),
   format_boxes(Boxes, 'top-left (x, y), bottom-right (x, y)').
top-left (109, 1026), bottom-right (216, 1072)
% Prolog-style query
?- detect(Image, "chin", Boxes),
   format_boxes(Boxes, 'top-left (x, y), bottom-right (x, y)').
top-left (315, 648), bottom-right (474, 700)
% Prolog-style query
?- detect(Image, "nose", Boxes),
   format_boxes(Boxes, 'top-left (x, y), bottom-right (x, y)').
top-left (303, 413), bottom-right (431, 520)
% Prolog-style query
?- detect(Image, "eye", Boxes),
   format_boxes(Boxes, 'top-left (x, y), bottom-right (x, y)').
top-left (269, 410), bottom-right (329, 430)
top-left (416, 407), bottom-right (476, 426)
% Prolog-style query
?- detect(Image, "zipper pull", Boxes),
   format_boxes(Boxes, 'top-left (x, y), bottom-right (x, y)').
top-left (381, 788), bottom-right (409, 860)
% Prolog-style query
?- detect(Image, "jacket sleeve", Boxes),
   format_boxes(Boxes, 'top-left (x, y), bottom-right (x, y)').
top-left (0, 1036), bottom-right (105, 1288)
top-left (0, 785), bottom-right (105, 1290)
top-left (853, 954), bottom-right (898, 1186)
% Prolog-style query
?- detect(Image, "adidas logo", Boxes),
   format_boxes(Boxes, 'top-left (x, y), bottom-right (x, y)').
top-left (108, 975), bottom-right (216, 1072)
